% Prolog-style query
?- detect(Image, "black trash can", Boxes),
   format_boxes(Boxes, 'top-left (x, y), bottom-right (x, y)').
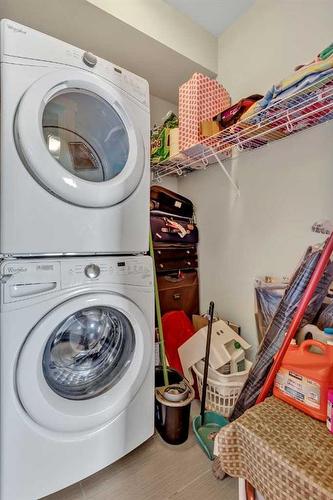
top-left (154, 366), bottom-right (194, 445)
top-left (155, 366), bottom-right (183, 387)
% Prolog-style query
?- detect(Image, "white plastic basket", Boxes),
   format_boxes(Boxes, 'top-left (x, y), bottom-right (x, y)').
top-left (195, 359), bottom-right (252, 385)
top-left (192, 360), bottom-right (251, 418)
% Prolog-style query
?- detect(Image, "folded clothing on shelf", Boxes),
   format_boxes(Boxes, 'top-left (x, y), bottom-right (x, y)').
top-left (242, 44), bottom-right (333, 123)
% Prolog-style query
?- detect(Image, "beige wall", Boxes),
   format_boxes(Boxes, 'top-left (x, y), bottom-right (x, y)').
top-left (179, 0), bottom-right (333, 354)
top-left (87, 0), bottom-right (218, 73)
top-left (150, 95), bottom-right (178, 128)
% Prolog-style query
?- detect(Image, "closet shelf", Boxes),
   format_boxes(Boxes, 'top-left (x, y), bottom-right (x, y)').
top-left (151, 74), bottom-right (333, 181)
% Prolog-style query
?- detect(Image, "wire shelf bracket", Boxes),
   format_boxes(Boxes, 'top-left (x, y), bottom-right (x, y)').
top-left (211, 150), bottom-right (240, 196)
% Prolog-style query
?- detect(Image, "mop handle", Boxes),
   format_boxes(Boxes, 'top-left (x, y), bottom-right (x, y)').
top-left (149, 230), bottom-right (169, 387)
top-left (256, 231), bottom-right (333, 403)
top-left (200, 301), bottom-right (215, 423)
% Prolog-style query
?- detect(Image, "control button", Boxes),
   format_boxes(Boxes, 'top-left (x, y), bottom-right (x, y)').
top-left (82, 51), bottom-right (97, 67)
top-left (84, 264), bottom-right (100, 279)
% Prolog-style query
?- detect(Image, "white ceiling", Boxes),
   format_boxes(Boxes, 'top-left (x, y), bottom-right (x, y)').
top-left (164, 0), bottom-right (254, 36)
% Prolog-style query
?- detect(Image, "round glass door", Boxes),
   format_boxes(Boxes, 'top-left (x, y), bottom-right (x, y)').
top-left (42, 90), bottom-right (129, 183)
top-left (15, 69), bottom-right (145, 208)
top-left (43, 306), bottom-right (135, 400)
top-left (16, 293), bottom-right (151, 433)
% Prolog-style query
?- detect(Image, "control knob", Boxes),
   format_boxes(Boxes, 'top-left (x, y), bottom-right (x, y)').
top-left (84, 264), bottom-right (100, 279)
top-left (82, 51), bottom-right (97, 67)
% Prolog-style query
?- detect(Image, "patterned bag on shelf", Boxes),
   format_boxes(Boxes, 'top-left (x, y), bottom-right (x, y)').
top-left (179, 73), bottom-right (230, 150)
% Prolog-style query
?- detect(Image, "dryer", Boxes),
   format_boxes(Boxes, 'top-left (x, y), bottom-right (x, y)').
top-left (0, 255), bottom-right (154, 499)
top-left (0, 19), bottom-right (150, 256)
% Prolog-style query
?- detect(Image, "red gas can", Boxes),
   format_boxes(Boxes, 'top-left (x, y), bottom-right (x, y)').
top-left (273, 339), bottom-right (333, 421)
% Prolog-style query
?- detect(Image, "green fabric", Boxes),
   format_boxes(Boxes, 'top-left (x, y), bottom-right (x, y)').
top-left (320, 42), bottom-right (333, 60)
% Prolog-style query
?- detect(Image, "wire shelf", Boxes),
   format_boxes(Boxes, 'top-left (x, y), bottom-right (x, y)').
top-left (151, 74), bottom-right (333, 181)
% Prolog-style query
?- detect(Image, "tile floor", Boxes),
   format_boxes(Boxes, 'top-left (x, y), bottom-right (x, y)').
top-left (43, 403), bottom-right (238, 500)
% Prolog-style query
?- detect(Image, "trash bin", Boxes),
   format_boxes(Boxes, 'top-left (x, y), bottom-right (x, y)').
top-left (154, 366), bottom-right (194, 445)
top-left (155, 366), bottom-right (183, 387)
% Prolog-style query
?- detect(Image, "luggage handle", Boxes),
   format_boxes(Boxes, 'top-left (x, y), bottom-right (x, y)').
top-left (300, 339), bottom-right (330, 355)
top-left (164, 275), bottom-right (185, 283)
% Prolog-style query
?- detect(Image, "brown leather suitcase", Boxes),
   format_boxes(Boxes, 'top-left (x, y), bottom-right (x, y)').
top-left (150, 185), bottom-right (194, 218)
top-left (156, 257), bottom-right (198, 272)
top-left (157, 271), bottom-right (199, 318)
top-left (154, 243), bottom-right (197, 260)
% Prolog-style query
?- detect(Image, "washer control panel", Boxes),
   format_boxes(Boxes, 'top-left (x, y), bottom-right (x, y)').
top-left (61, 257), bottom-right (152, 288)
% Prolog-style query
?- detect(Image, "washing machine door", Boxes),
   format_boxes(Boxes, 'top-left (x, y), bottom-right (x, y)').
top-left (16, 293), bottom-right (152, 433)
top-left (15, 69), bottom-right (146, 208)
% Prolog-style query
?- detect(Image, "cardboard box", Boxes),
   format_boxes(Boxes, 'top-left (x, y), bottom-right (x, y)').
top-left (192, 314), bottom-right (208, 332)
top-left (200, 119), bottom-right (220, 138)
top-left (192, 314), bottom-right (241, 335)
top-left (169, 127), bottom-right (180, 157)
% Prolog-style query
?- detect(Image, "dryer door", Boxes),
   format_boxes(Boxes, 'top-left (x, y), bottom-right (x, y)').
top-left (16, 293), bottom-right (152, 433)
top-left (15, 69), bottom-right (146, 208)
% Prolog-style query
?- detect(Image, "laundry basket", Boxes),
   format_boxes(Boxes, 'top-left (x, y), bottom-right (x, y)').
top-left (192, 360), bottom-right (252, 418)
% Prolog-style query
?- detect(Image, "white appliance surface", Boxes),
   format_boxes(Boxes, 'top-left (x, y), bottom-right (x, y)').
top-left (0, 255), bottom-right (154, 499)
top-left (0, 19), bottom-right (150, 256)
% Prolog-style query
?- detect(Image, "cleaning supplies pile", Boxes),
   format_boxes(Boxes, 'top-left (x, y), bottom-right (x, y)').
top-left (178, 319), bottom-right (252, 418)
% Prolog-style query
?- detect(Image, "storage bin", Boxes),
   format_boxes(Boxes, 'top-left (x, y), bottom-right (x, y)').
top-left (195, 359), bottom-right (252, 385)
top-left (193, 359), bottom-right (252, 418)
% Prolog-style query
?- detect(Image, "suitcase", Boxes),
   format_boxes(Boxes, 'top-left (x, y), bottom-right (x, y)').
top-left (157, 270), bottom-right (199, 318)
top-left (156, 257), bottom-right (198, 272)
top-left (154, 243), bottom-right (198, 272)
top-left (154, 243), bottom-right (197, 260)
top-left (151, 215), bottom-right (199, 244)
top-left (150, 185), bottom-right (194, 218)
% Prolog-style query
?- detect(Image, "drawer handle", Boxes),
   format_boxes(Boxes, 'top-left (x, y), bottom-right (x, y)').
top-left (173, 293), bottom-right (181, 300)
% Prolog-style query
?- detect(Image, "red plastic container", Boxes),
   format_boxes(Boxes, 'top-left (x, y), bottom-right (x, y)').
top-left (273, 339), bottom-right (333, 421)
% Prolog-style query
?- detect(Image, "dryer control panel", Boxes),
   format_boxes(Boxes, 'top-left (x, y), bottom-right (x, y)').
top-left (0, 20), bottom-right (149, 107)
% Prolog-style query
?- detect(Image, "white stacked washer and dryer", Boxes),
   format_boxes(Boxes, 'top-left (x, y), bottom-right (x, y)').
top-left (0, 19), bottom-right (154, 500)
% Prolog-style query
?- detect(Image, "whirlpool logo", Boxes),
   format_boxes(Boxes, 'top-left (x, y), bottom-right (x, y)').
top-left (6, 266), bottom-right (28, 274)
top-left (7, 24), bottom-right (27, 35)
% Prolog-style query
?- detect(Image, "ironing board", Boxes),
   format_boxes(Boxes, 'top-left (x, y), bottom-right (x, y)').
top-left (214, 396), bottom-right (333, 500)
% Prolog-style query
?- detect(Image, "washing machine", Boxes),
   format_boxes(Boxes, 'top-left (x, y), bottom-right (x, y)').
top-left (0, 255), bottom-right (154, 499)
top-left (0, 19), bottom-right (150, 256)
